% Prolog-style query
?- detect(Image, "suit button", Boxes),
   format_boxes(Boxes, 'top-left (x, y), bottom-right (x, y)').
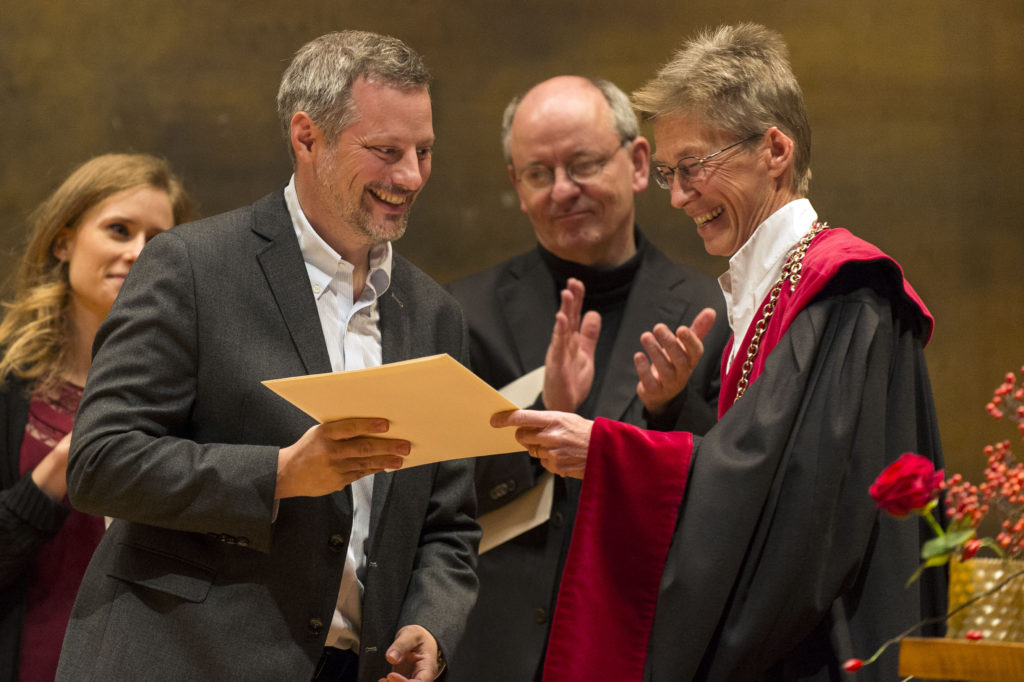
top-left (489, 479), bottom-right (518, 501)
top-left (328, 534), bottom-right (346, 551)
top-left (551, 511), bottom-right (564, 528)
top-left (534, 608), bottom-right (548, 624)
top-left (308, 618), bottom-right (324, 636)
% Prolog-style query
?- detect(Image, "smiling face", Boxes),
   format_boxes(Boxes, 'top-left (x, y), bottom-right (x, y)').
top-left (653, 112), bottom-right (796, 258)
top-left (507, 77), bottom-right (649, 267)
top-left (54, 184), bottom-right (174, 324)
top-left (309, 78), bottom-right (433, 250)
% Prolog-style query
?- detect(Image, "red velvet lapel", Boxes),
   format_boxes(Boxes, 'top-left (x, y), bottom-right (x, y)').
top-left (719, 228), bottom-right (933, 416)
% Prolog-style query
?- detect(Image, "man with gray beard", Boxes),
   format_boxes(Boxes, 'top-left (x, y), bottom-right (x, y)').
top-left (58, 31), bottom-right (478, 682)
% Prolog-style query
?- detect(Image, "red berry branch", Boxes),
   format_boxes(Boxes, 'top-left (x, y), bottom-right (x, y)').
top-left (944, 366), bottom-right (1024, 558)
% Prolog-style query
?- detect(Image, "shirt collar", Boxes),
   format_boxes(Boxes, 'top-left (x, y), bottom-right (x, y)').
top-left (719, 198), bottom-right (817, 342)
top-left (284, 175), bottom-right (393, 302)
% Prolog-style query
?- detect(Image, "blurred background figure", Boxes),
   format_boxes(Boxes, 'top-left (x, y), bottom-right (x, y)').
top-left (0, 153), bottom-right (192, 680)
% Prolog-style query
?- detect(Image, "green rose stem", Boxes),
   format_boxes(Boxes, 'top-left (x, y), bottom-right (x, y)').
top-left (903, 501), bottom-right (997, 587)
top-left (852, 565), bottom-right (1024, 669)
top-left (919, 505), bottom-right (944, 539)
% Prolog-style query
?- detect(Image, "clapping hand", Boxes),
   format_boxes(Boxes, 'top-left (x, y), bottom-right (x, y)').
top-left (543, 277), bottom-right (601, 412)
top-left (634, 307), bottom-right (717, 414)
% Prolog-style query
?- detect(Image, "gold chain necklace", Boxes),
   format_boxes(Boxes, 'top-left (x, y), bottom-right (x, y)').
top-left (734, 221), bottom-right (829, 401)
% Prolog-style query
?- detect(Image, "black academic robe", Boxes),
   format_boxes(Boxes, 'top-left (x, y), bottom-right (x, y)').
top-left (544, 230), bottom-right (946, 681)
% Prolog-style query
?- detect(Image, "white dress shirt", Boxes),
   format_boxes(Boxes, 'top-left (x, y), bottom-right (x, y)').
top-left (284, 176), bottom-right (393, 652)
top-left (718, 198), bottom-right (818, 372)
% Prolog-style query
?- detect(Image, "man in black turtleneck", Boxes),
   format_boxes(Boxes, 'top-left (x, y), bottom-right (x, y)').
top-left (445, 76), bottom-right (729, 682)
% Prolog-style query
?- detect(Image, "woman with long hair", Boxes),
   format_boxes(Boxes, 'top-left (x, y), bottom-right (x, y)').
top-left (0, 153), bottom-right (193, 680)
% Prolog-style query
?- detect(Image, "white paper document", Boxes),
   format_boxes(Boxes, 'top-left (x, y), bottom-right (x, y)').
top-left (262, 354), bottom-right (521, 469)
top-left (496, 365), bottom-right (545, 410)
top-left (478, 472), bottom-right (555, 554)
top-left (477, 365), bottom-right (556, 554)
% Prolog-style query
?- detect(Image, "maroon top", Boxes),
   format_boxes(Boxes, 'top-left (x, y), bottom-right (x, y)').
top-left (17, 383), bottom-right (103, 681)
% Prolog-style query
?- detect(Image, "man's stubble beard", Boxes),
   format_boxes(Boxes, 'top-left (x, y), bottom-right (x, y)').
top-left (317, 152), bottom-right (410, 246)
top-left (343, 193), bottom-right (410, 245)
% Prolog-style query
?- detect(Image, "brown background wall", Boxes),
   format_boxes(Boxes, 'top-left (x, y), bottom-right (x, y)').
top-left (1, 0), bottom-right (1021, 483)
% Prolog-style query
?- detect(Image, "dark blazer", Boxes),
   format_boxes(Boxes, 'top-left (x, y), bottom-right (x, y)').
top-left (57, 190), bottom-right (480, 682)
top-left (0, 376), bottom-right (71, 682)
top-left (445, 236), bottom-right (729, 681)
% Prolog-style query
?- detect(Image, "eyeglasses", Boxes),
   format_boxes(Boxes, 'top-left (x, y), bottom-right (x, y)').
top-left (514, 139), bottom-right (632, 191)
top-left (651, 133), bottom-right (763, 190)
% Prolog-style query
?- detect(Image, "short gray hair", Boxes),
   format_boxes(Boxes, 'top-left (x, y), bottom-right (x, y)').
top-left (500, 77), bottom-right (639, 165)
top-left (632, 23), bottom-right (812, 194)
top-left (276, 30), bottom-right (431, 162)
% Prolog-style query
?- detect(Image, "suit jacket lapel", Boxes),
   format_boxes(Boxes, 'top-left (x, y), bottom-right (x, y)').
top-left (252, 192), bottom-right (333, 377)
top-left (594, 247), bottom-right (696, 420)
top-left (497, 252), bottom-right (558, 373)
top-left (380, 271), bottom-right (411, 367)
top-left (368, 262), bottom-right (414, 538)
top-left (251, 191), bottom-right (352, 523)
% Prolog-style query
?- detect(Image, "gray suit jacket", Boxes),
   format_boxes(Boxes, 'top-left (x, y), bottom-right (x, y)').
top-left (445, 236), bottom-right (728, 681)
top-left (58, 190), bottom-right (479, 681)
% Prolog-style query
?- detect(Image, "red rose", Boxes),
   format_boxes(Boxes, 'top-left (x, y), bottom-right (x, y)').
top-left (869, 453), bottom-right (944, 517)
top-left (842, 658), bottom-right (863, 673)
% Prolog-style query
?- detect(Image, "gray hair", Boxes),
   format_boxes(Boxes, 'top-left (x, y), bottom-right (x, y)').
top-left (500, 76), bottom-right (639, 165)
top-left (276, 30), bottom-right (431, 162)
top-left (632, 23), bottom-right (812, 195)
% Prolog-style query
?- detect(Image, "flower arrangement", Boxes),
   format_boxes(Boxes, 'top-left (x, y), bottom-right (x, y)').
top-left (945, 369), bottom-right (1024, 557)
top-left (843, 366), bottom-right (1024, 673)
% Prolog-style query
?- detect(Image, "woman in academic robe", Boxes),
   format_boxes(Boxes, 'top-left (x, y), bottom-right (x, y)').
top-left (494, 23), bottom-right (944, 682)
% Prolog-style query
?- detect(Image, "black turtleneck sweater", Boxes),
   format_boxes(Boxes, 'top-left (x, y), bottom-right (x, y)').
top-left (535, 232), bottom-right (645, 418)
